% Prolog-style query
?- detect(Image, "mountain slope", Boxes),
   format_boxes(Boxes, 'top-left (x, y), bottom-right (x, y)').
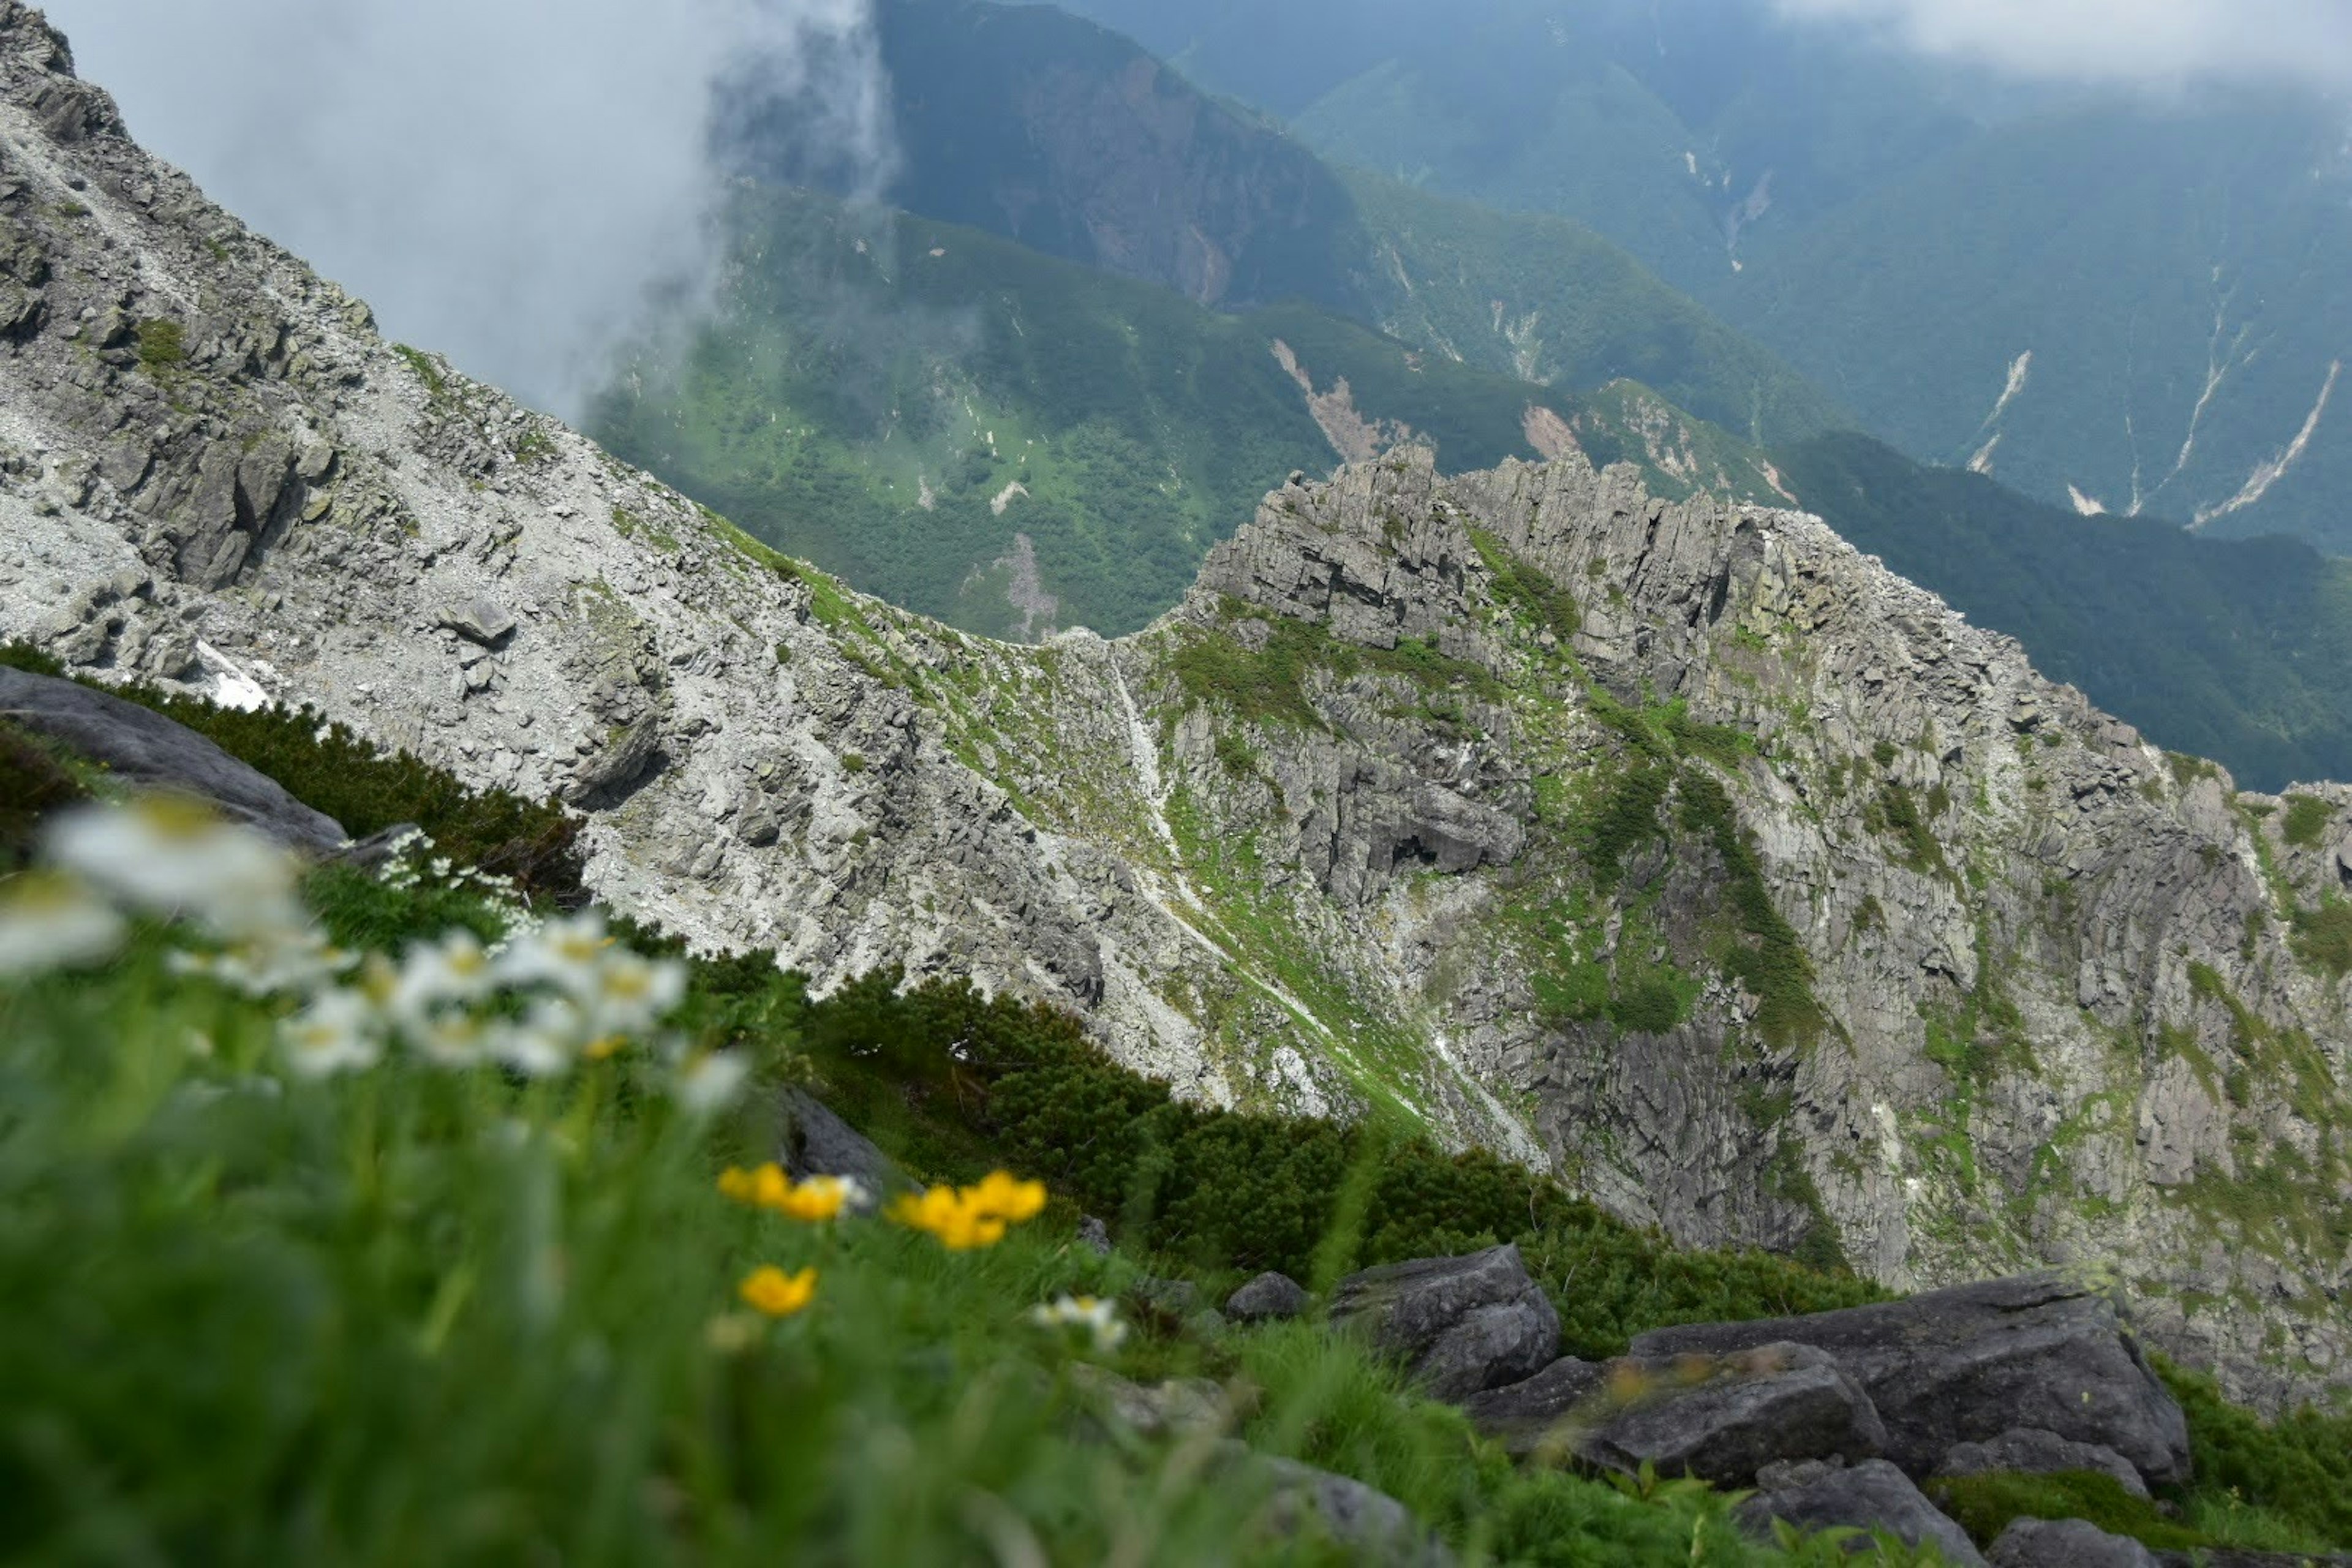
top-left (725, 0), bottom-right (1847, 451)
top-left (589, 185), bottom-right (1789, 639)
top-left (2, 0), bottom-right (2348, 1413)
top-left (1066, 0), bottom-right (2352, 551)
top-left (1778, 434), bottom-right (2352, 794)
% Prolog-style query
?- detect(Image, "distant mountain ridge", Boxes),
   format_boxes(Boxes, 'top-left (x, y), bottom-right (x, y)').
top-left (1065, 0), bottom-right (2352, 553)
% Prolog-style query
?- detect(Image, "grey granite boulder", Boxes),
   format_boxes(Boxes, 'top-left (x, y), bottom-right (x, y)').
top-left (1989, 1518), bottom-right (2155, 1568)
top-left (1735, 1458), bottom-right (1987, 1566)
top-left (1632, 1273), bottom-right (2192, 1486)
top-left (1329, 1245), bottom-right (1559, 1401)
top-left (1569, 1343), bottom-right (1888, 1487)
top-left (1935, 1427), bottom-right (2150, 1499)
top-left (0, 668), bottom-right (346, 852)
top-left (1219, 1443), bottom-right (1453, 1567)
top-left (1226, 1271), bottom-right (1311, 1323)
top-left (437, 597), bottom-right (516, 647)
top-left (1461, 1355), bottom-right (1608, 1456)
top-left (777, 1088), bottom-right (905, 1207)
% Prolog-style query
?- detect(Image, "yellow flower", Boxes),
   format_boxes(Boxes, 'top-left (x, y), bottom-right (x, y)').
top-left (717, 1165), bottom-right (861, 1221)
top-left (966, 1170), bottom-right (1047, 1223)
top-left (739, 1265), bottom-right (818, 1318)
top-left (774, 1174), bottom-right (859, 1223)
top-left (889, 1184), bottom-right (1006, 1250)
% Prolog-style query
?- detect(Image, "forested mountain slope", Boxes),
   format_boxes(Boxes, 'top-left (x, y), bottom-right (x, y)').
top-left (1066, 0), bottom-right (2352, 552)
top-left (588, 186), bottom-right (1790, 639)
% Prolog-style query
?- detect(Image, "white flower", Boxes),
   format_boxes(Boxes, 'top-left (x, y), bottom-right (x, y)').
top-left (176, 929), bottom-right (354, 998)
top-left (497, 912), bottom-right (611, 996)
top-left (0, 870), bottom-right (126, 978)
top-left (584, 948), bottom-right (687, 1039)
top-left (489, 996), bottom-right (587, 1076)
top-left (410, 1008), bottom-right (491, 1068)
top-left (391, 929), bottom-right (499, 1019)
top-left (46, 798), bottom-right (303, 940)
top-left (280, 988), bottom-right (383, 1077)
top-left (671, 1050), bottom-right (750, 1117)
top-left (1030, 1294), bottom-right (1128, 1353)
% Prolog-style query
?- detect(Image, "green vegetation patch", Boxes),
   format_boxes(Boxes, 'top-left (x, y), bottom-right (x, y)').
top-left (2290, 902), bottom-right (2352, 978)
top-left (1924, 1471), bottom-right (2201, 1553)
top-left (135, 317), bottom-right (185, 372)
top-left (1470, 528), bottom-right (1581, 643)
top-left (2283, 793), bottom-right (2335, 848)
top-left (804, 968), bottom-right (1882, 1358)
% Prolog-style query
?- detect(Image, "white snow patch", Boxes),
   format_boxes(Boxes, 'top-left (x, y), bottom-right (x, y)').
top-left (2067, 484), bottom-right (2108, 516)
top-left (1980, 350), bottom-right (2032, 432)
top-left (2193, 359), bottom-right (2342, 530)
top-left (1968, 434), bottom-right (2002, 474)
top-left (989, 480), bottom-right (1028, 516)
top-left (196, 639), bottom-right (271, 710)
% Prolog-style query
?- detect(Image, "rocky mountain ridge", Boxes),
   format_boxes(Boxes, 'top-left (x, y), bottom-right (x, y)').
top-left (0, 3), bottom-right (2346, 1411)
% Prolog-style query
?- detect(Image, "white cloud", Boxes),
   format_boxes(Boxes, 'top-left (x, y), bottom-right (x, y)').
top-left (1771, 0), bottom-right (2352, 93)
top-left (40, 0), bottom-right (894, 414)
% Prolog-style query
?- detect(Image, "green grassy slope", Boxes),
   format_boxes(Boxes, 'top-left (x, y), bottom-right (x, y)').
top-left (1777, 434), bottom-right (2352, 792)
top-left (6, 671), bottom-right (2348, 1560)
top-left (589, 188), bottom-right (1785, 639)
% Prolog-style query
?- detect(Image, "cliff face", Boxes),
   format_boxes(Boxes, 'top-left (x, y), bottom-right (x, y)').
top-left (2, 4), bottom-right (2346, 1409)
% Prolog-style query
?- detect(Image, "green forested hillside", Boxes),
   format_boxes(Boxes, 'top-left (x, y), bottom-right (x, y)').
top-left (1778, 434), bottom-right (2352, 791)
top-left (589, 188), bottom-right (1786, 639)
top-left (1061, 0), bottom-right (2352, 552)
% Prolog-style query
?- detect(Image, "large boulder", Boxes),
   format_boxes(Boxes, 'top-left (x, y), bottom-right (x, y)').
top-left (1460, 1356), bottom-right (1609, 1457)
top-left (1215, 1443), bottom-right (1453, 1567)
top-left (1464, 1345), bottom-right (1884, 1484)
top-left (1631, 1273), bottom-right (2192, 1486)
top-left (1226, 1272), bottom-right (1312, 1324)
top-left (1566, 1344), bottom-right (1887, 1487)
top-left (0, 668), bottom-right (347, 853)
top-left (1735, 1458), bottom-right (1987, 1566)
top-left (1989, 1518), bottom-right (2155, 1568)
top-left (1934, 1427), bottom-right (2150, 1499)
top-left (1329, 1245), bottom-right (1559, 1401)
top-left (777, 1088), bottom-right (906, 1207)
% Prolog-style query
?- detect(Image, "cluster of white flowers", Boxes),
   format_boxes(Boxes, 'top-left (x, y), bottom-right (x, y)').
top-left (0, 797), bottom-right (747, 1113)
top-left (373, 827), bottom-right (527, 915)
top-left (1029, 1293), bottom-right (1128, 1354)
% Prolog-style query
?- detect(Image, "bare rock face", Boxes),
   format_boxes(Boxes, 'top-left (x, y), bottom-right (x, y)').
top-left (2, 2), bottom-right (2348, 1412)
top-left (1632, 1274), bottom-right (2191, 1487)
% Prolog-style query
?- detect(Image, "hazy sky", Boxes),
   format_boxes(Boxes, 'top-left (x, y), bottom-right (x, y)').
top-left (41, 0), bottom-right (893, 415)
top-left (1773, 0), bottom-right (2352, 94)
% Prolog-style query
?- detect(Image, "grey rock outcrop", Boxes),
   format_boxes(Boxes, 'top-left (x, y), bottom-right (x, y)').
top-left (2, 1), bottom-right (2348, 1412)
top-left (1735, 1458), bottom-right (1988, 1566)
top-left (1632, 1274), bottom-right (2191, 1485)
top-left (1934, 1427), bottom-right (2151, 1499)
top-left (1329, 1245), bottom-right (1560, 1401)
top-left (1561, 1343), bottom-right (1887, 1487)
top-left (1460, 1355), bottom-right (1609, 1457)
top-left (776, 1088), bottom-right (903, 1206)
top-left (1224, 1444), bottom-right (1455, 1567)
top-left (1225, 1271), bottom-right (1311, 1323)
top-left (0, 667), bottom-right (345, 851)
top-left (1989, 1518), bottom-right (2155, 1568)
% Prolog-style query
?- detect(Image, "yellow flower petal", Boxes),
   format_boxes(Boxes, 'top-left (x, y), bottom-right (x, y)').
top-left (739, 1265), bottom-right (818, 1318)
